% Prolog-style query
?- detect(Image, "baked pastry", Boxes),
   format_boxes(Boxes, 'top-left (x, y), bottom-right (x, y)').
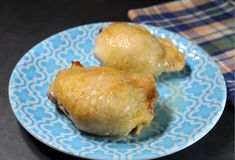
top-left (94, 22), bottom-right (185, 77)
top-left (48, 62), bottom-right (158, 137)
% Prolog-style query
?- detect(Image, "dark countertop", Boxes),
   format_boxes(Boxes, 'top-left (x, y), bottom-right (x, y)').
top-left (0, 0), bottom-right (234, 160)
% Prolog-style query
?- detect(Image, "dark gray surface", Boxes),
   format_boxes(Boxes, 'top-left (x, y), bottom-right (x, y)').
top-left (0, 0), bottom-right (234, 160)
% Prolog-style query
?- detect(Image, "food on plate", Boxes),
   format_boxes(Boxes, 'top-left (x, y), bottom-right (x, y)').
top-left (47, 61), bottom-right (159, 137)
top-left (94, 22), bottom-right (185, 77)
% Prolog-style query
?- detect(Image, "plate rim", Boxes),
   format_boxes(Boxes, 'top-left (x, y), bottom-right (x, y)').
top-left (8, 22), bottom-right (227, 160)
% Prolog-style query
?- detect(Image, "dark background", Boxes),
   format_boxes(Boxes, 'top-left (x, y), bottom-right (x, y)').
top-left (0, 0), bottom-right (234, 160)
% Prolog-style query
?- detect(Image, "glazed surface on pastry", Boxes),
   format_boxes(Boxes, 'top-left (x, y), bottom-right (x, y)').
top-left (48, 63), bottom-right (158, 137)
top-left (94, 23), bottom-right (185, 77)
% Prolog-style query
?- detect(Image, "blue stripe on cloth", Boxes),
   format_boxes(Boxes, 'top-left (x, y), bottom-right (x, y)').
top-left (165, 10), bottom-right (234, 32)
top-left (141, 6), bottom-right (233, 28)
top-left (142, 9), bottom-right (234, 33)
top-left (224, 70), bottom-right (235, 81)
top-left (135, 0), bottom-right (226, 21)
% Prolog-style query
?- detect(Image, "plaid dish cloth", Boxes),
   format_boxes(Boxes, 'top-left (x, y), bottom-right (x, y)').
top-left (128, 0), bottom-right (235, 105)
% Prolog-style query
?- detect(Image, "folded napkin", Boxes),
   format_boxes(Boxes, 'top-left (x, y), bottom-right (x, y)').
top-left (128, 0), bottom-right (235, 105)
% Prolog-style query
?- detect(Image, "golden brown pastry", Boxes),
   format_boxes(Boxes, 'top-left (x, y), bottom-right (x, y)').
top-left (48, 62), bottom-right (158, 137)
top-left (94, 22), bottom-right (185, 77)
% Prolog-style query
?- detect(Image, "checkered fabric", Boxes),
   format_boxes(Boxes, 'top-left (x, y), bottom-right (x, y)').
top-left (128, 0), bottom-right (235, 105)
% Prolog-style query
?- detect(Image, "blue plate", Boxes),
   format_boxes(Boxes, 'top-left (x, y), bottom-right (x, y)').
top-left (8, 22), bottom-right (226, 159)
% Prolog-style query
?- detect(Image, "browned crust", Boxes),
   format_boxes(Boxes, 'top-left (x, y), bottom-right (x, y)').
top-left (72, 61), bottom-right (83, 67)
top-left (147, 88), bottom-right (158, 114)
top-left (131, 74), bottom-right (158, 115)
top-left (47, 91), bottom-right (57, 104)
top-left (146, 76), bottom-right (159, 114)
